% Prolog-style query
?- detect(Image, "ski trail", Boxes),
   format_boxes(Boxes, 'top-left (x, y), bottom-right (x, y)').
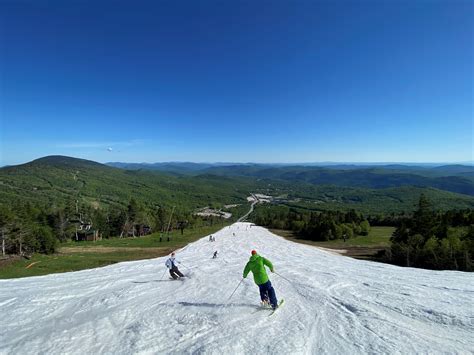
top-left (1, 223), bottom-right (473, 354)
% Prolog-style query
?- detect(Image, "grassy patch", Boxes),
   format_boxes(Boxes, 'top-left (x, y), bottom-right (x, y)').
top-left (0, 224), bottom-right (226, 279)
top-left (315, 226), bottom-right (394, 248)
top-left (62, 224), bottom-right (226, 249)
top-left (270, 226), bottom-right (395, 259)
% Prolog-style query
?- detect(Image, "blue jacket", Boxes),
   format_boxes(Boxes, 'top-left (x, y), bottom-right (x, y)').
top-left (165, 257), bottom-right (180, 269)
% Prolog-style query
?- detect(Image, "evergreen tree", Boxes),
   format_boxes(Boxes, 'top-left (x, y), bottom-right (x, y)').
top-left (411, 194), bottom-right (435, 240)
top-left (391, 222), bottom-right (410, 243)
top-left (34, 226), bottom-right (57, 254)
top-left (0, 206), bottom-right (14, 256)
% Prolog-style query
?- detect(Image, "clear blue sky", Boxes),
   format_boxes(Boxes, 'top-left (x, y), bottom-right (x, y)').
top-left (1, 0), bottom-right (472, 165)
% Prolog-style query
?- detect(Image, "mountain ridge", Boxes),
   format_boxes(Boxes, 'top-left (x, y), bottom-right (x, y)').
top-left (1, 155), bottom-right (473, 213)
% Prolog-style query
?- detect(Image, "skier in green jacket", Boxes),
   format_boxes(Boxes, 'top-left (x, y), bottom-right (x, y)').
top-left (243, 250), bottom-right (279, 310)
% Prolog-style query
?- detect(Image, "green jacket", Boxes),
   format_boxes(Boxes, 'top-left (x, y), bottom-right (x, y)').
top-left (243, 254), bottom-right (274, 285)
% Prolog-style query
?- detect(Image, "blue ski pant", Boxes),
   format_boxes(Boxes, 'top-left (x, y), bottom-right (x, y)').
top-left (258, 280), bottom-right (278, 308)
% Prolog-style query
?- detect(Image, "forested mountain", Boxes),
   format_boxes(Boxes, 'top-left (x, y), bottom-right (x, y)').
top-left (0, 156), bottom-right (254, 212)
top-left (1, 156), bottom-right (473, 259)
top-left (106, 161), bottom-right (218, 174)
top-left (2, 156), bottom-right (474, 214)
top-left (200, 165), bottom-right (474, 196)
top-left (0, 156), bottom-right (255, 256)
top-left (106, 161), bottom-right (474, 196)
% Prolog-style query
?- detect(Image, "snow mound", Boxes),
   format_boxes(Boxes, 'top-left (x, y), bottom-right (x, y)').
top-left (1, 223), bottom-right (473, 354)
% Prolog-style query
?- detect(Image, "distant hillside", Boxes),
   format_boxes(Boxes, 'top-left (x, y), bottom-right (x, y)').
top-left (199, 165), bottom-right (474, 196)
top-left (29, 155), bottom-right (107, 169)
top-left (107, 161), bottom-right (474, 196)
top-left (1, 156), bottom-right (473, 214)
top-left (108, 161), bottom-right (474, 175)
top-left (106, 162), bottom-right (252, 175)
top-left (432, 164), bottom-right (474, 174)
top-left (106, 162), bottom-right (218, 175)
top-left (0, 156), bottom-right (255, 212)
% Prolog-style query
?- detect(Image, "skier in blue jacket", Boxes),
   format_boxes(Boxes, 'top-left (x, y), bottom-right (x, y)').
top-left (165, 252), bottom-right (184, 279)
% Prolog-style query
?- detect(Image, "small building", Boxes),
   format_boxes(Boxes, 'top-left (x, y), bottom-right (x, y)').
top-left (125, 224), bottom-right (152, 237)
top-left (76, 229), bottom-right (101, 242)
top-left (71, 215), bottom-right (101, 242)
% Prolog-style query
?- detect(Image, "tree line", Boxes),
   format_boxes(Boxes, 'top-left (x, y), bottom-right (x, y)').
top-left (386, 194), bottom-right (474, 271)
top-left (252, 206), bottom-right (371, 241)
top-left (0, 198), bottom-right (227, 257)
top-left (253, 195), bottom-right (474, 271)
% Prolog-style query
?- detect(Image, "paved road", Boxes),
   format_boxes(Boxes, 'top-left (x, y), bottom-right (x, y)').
top-left (238, 197), bottom-right (258, 222)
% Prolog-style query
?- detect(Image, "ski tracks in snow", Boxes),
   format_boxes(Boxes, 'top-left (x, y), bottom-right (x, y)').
top-left (1, 222), bottom-right (474, 354)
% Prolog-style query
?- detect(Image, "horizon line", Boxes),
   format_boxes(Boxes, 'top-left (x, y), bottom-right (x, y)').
top-left (1, 154), bottom-right (473, 168)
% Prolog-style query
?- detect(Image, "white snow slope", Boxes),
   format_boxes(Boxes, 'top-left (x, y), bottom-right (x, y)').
top-left (1, 222), bottom-right (473, 354)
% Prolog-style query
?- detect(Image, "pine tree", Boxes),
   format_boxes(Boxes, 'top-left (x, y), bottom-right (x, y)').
top-left (411, 194), bottom-right (435, 240)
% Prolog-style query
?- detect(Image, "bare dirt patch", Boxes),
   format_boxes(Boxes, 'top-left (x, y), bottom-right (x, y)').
top-left (313, 246), bottom-right (347, 256)
top-left (270, 229), bottom-right (386, 260)
top-left (0, 255), bottom-right (23, 267)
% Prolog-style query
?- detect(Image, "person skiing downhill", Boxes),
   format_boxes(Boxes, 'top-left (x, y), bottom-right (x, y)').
top-left (243, 250), bottom-right (279, 310)
top-left (165, 252), bottom-right (184, 279)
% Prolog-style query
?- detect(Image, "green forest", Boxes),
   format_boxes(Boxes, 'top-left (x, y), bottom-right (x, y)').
top-left (388, 195), bottom-right (474, 271)
top-left (251, 195), bottom-right (474, 271)
top-left (1, 156), bottom-right (473, 272)
top-left (252, 205), bottom-right (371, 240)
top-left (0, 157), bottom-right (252, 256)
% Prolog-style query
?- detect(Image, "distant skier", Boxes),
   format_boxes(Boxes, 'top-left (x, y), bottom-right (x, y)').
top-left (213, 251), bottom-right (218, 259)
top-left (243, 250), bottom-right (279, 310)
top-left (209, 235), bottom-right (213, 242)
top-left (165, 252), bottom-right (184, 279)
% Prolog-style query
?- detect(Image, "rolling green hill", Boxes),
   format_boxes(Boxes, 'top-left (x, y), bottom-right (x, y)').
top-left (106, 162), bottom-right (474, 196)
top-left (200, 165), bottom-right (474, 196)
top-left (0, 156), bottom-right (256, 213)
top-left (1, 156), bottom-right (473, 215)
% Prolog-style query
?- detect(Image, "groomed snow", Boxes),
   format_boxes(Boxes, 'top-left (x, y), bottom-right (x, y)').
top-left (1, 223), bottom-right (473, 354)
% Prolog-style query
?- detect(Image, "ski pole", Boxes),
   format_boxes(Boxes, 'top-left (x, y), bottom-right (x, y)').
top-left (160, 268), bottom-right (168, 280)
top-left (274, 271), bottom-right (294, 286)
top-left (180, 263), bottom-right (195, 270)
top-left (228, 278), bottom-right (244, 301)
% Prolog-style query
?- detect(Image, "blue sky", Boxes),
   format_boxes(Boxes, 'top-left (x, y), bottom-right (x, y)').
top-left (1, 0), bottom-right (472, 165)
